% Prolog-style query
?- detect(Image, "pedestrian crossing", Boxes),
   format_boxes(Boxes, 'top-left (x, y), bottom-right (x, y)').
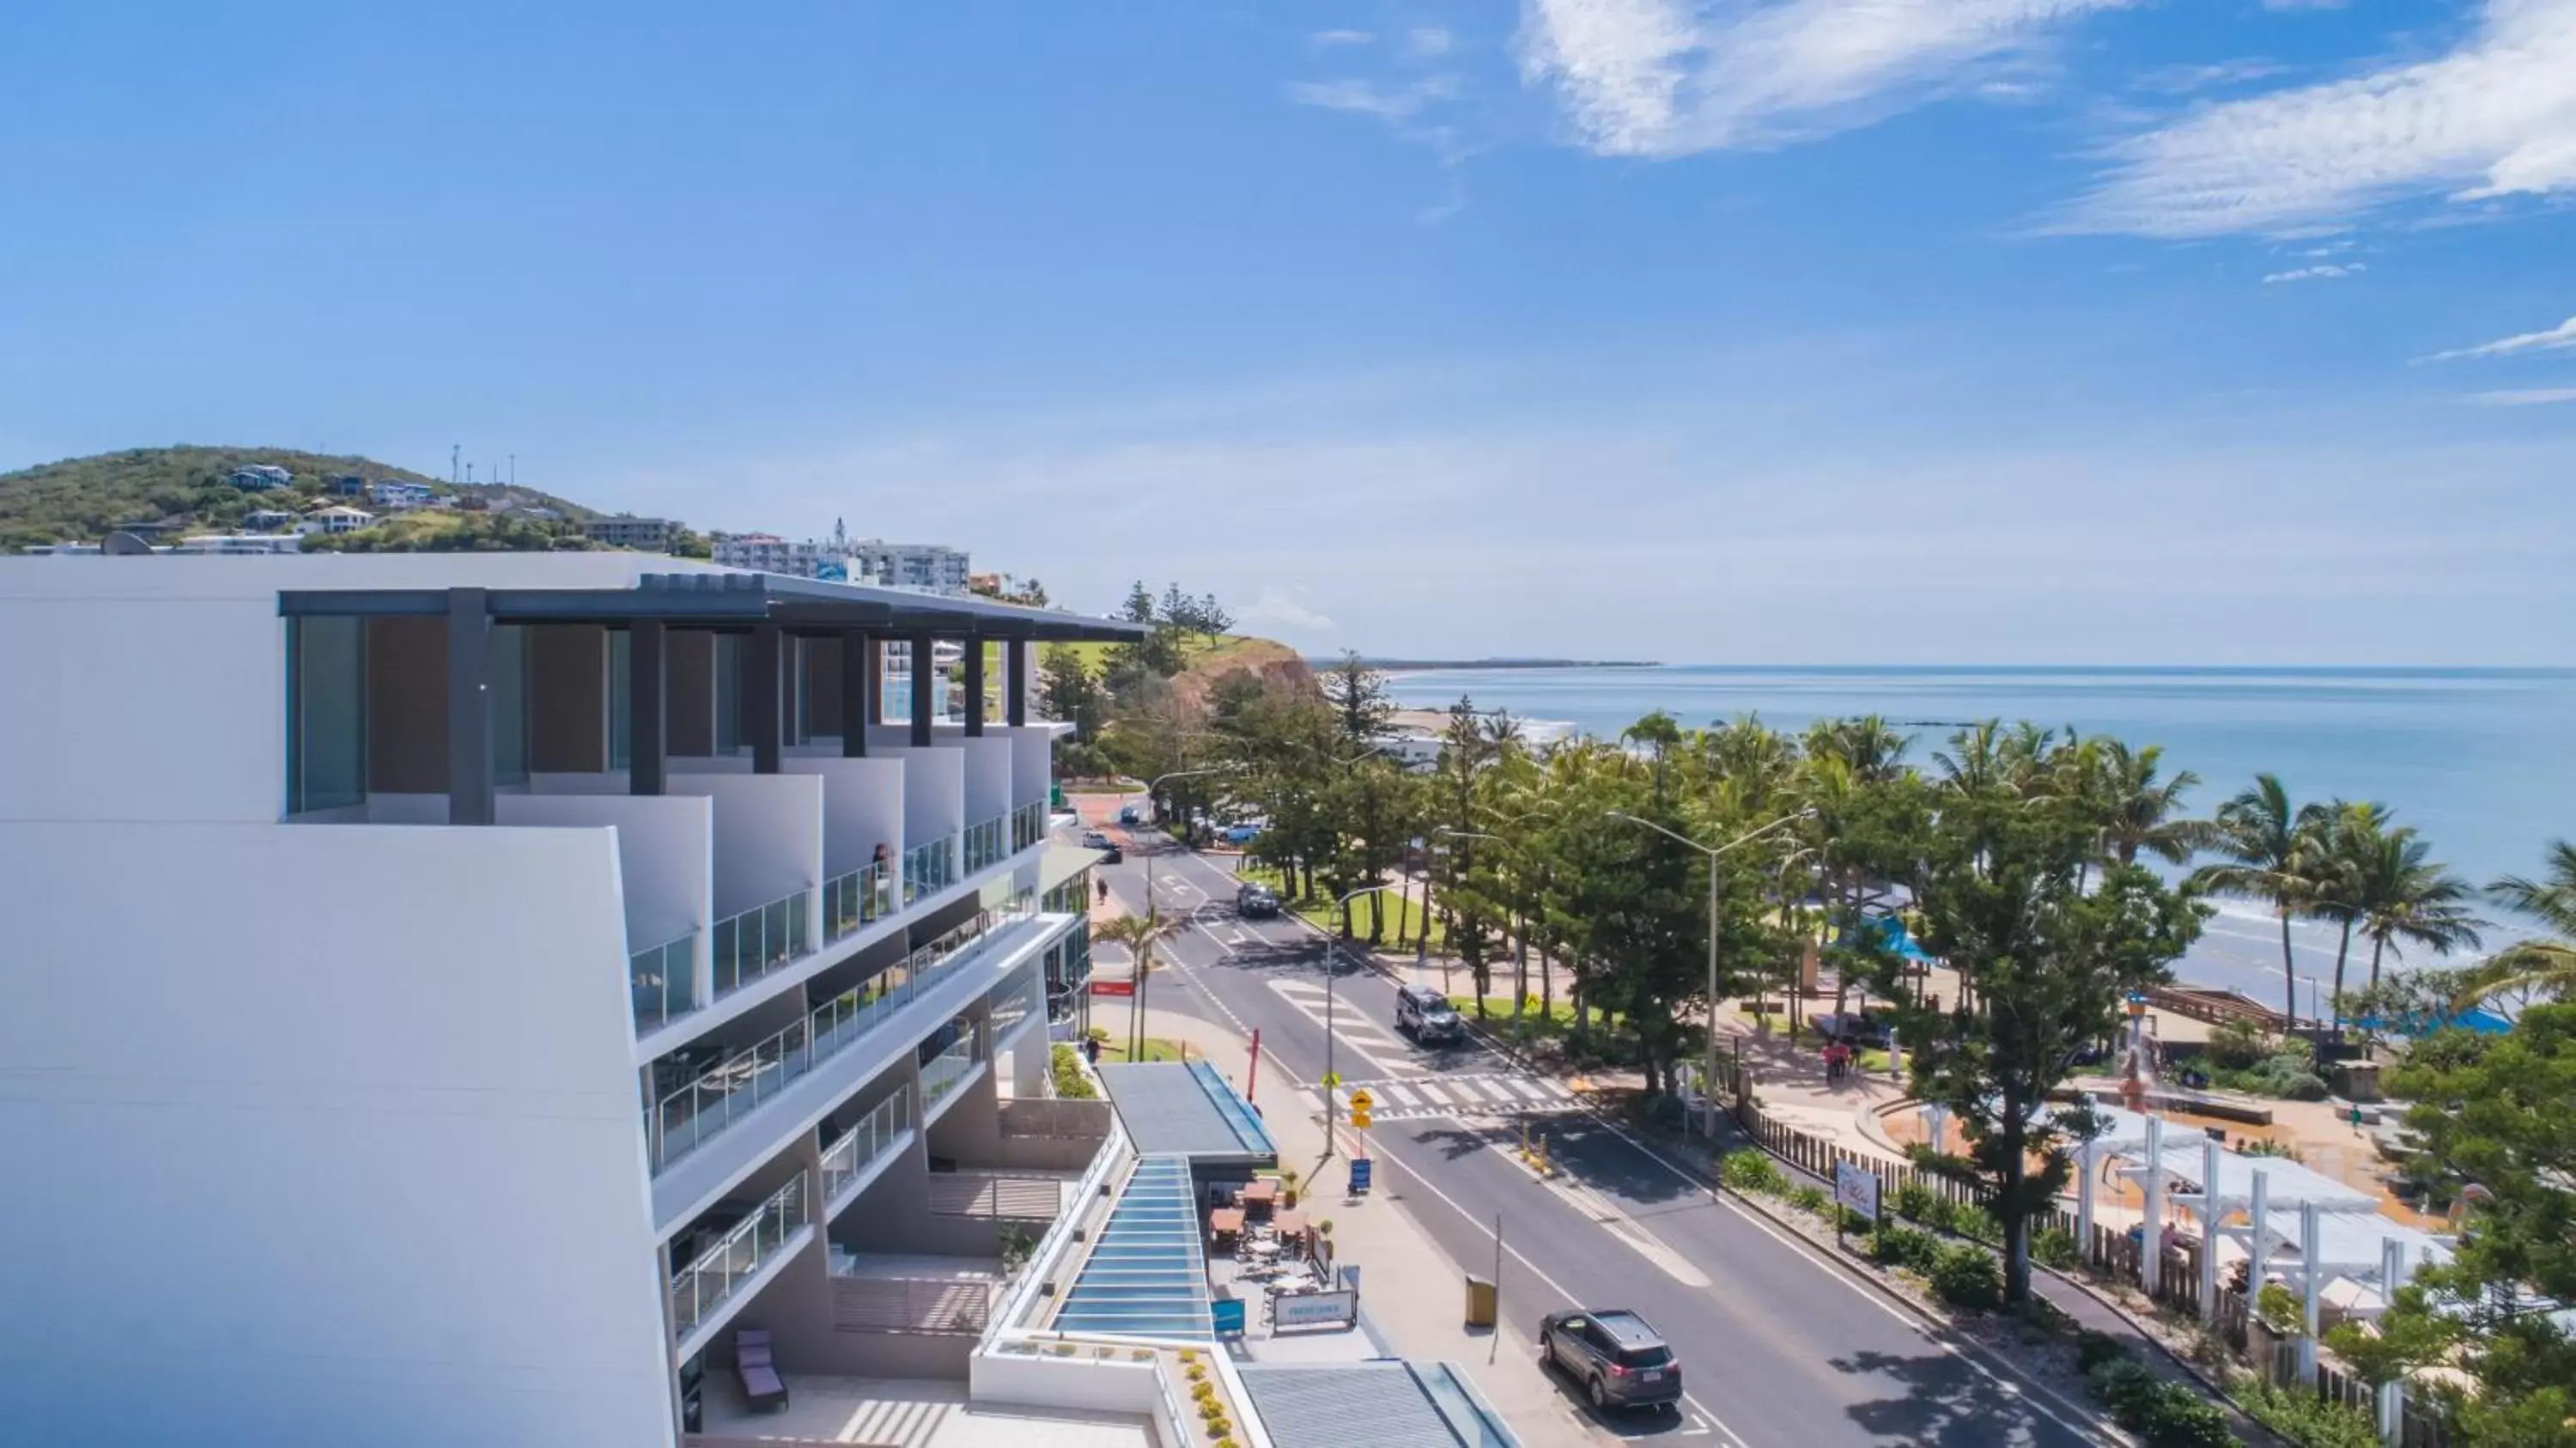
top-left (1319, 1073), bottom-right (1580, 1122)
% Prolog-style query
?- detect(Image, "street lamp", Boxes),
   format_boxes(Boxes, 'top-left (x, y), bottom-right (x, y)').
top-left (1128, 764), bottom-right (1233, 1059)
top-left (1607, 806), bottom-right (1816, 1141)
top-left (1320, 880), bottom-right (1399, 1159)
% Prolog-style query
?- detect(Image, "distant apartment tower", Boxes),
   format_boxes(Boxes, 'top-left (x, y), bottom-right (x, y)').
top-left (849, 539), bottom-right (969, 595)
top-left (585, 514), bottom-right (679, 551)
top-left (369, 480), bottom-right (437, 512)
top-left (710, 532), bottom-right (824, 575)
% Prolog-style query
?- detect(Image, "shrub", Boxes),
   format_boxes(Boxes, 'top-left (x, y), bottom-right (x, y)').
top-left (1192, 1381), bottom-right (1215, 1401)
top-left (2075, 1329), bottom-right (2129, 1374)
top-left (1894, 1181), bottom-right (1941, 1222)
top-left (2256, 1284), bottom-right (2304, 1335)
top-left (2032, 1226), bottom-right (2081, 1270)
top-left (2087, 1358), bottom-right (2239, 1448)
top-left (1787, 1184), bottom-right (1829, 1216)
top-left (1050, 1044), bottom-right (1100, 1099)
top-left (2088, 1357), bottom-right (2164, 1419)
top-left (1719, 1150), bottom-right (1787, 1196)
top-left (1928, 1244), bottom-right (2002, 1312)
top-left (2206, 1019), bottom-right (2272, 1072)
top-left (2234, 1373), bottom-right (2379, 1448)
top-left (1871, 1224), bottom-right (1945, 1275)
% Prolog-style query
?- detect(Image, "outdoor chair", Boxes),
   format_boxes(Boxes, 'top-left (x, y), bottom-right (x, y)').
top-left (735, 1328), bottom-right (788, 1414)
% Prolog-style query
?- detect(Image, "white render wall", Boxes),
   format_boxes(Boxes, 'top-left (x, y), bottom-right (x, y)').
top-left (497, 792), bottom-right (714, 952)
top-left (955, 733), bottom-right (1014, 830)
top-left (0, 820), bottom-right (674, 1448)
top-left (1006, 724), bottom-right (1052, 807)
top-left (781, 757), bottom-right (905, 879)
top-left (667, 773), bottom-right (824, 921)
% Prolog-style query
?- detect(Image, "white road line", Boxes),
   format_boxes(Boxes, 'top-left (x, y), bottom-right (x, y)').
top-left (1414, 1081), bottom-right (1457, 1108)
top-left (1378, 1083), bottom-right (1419, 1109)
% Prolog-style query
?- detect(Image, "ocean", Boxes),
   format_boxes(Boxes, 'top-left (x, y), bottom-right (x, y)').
top-left (1382, 666), bottom-right (2576, 1007)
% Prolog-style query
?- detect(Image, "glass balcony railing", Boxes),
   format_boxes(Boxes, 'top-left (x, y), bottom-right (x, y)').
top-left (630, 932), bottom-right (697, 1030)
top-left (671, 1170), bottom-right (809, 1342)
top-left (711, 888), bottom-right (812, 998)
top-left (823, 860), bottom-right (897, 944)
top-left (651, 894), bottom-right (1038, 1171)
top-left (902, 834), bottom-right (957, 903)
top-left (963, 814), bottom-right (1007, 874)
top-left (819, 1087), bottom-right (912, 1207)
top-left (1011, 799), bottom-right (1049, 853)
top-left (987, 964), bottom-right (1041, 1042)
top-left (920, 1035), bottom-right (981, 1111)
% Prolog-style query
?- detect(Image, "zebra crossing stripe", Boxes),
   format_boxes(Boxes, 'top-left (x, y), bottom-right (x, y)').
top-left (1378, 1083), bottom-right (1419, 1108)
top-left (1413, 1081), bottom-right (1456, 1107)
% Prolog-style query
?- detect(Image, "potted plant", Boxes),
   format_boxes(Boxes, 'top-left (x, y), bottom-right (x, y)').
top-left (1279, 1167), bottom-right (1301, 1209)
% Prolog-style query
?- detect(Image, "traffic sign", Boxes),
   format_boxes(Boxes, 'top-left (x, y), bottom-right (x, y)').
top-left (1349, 1158), bottom-right (1373, 1196)
top-left (1321, 1070), bottom-right (1342, 1090)
top-left (1349, 1088), bottom-right (1374, 1111)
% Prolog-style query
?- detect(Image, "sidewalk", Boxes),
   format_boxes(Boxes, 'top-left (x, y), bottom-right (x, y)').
top-left (1132, 1006), bottom-right (1597, 1448)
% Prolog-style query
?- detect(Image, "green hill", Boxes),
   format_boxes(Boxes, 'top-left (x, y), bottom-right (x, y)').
top-left (0, 445), bottom-right (605, 552)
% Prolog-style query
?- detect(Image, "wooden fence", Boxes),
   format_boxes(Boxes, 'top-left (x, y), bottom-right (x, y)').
top-left (1713, 1056), bottom-right (2451, 1447)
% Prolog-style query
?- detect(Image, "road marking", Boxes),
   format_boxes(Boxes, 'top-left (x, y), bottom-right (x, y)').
top-left (1522, 1142), bottom-right (1716, 1289)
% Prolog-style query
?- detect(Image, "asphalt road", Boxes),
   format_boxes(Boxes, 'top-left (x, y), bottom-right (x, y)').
top-left (1081, 819), bottom-right (2107, 1448)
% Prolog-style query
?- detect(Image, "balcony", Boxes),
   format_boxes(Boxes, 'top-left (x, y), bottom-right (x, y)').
top-left (819, 1087), bottom-right (914, 1214)
top-left (902, 834), bottom-right (957, 904)
top-left (822, 860), bottom-right (897, 945)
top-left (671, 1170), bottom-right (810, 1344)
top-left (651, 896), bottom-right (1038, 1173)
top-left (987, 964), bottom-right (1042, 1044)
top-left (1010, 799), bottom-right (1049, 853)
top-left (962, 813), bottom-right (1008, 874)
top-left (920, 1034), bottom-right (981, 1115)
top-left (711, 887), bottom-right (813, 999)
top-left (630, 931), bottom-right (697, 1030)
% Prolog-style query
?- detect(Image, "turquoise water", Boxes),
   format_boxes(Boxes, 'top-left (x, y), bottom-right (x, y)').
top-left (1385, 666), bottom-right (2576, 1004)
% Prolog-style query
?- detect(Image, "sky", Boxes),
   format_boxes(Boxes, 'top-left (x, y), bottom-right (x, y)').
top-left (3, 0), bottom-right (2573, 664)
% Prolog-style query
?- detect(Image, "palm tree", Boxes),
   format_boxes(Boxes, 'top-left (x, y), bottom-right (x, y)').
top-left (2090, 739), bottom-right (2205, 868)
top-left (2349, 827), bottom-right (2483, 1009)
top-left (2190, 774), bottom-right (2331, 1026)
top-left (2457, 840), bottom-right (2576, 1006)
top-left (1093, 912), bottom-right (1175, 1060)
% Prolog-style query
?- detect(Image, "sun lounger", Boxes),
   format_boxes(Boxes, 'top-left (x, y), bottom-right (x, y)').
top-left (735, 1329), bottom-right (788, 1413)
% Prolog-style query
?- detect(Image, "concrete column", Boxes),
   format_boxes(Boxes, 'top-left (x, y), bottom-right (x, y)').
top-left (963, 636), bottom-right (986, 737)
top-left (1005, 640), bottom-right (1028, 727)
top-left (2075, 1137), bottom-right (2097, 1244)
top-left (446, 587), bottom-right (495, 825)
top-left (2299, 1202), bottom-right (2323, 1380)
top-left (909, 631), bottom-right (935, 746)
top-left (630, 619), bottom-right (666, 796)
top-left (841, 631), bottom-right (870, 757)
top-left (864, 637), bottom-right (885, 732)
top-left (748, 620), bottom-right (781, 774)
top-left (2378, 1237), bottom-right (2407, 1445)
top-left (2140, 1115), bottom-right (2166, 1296)
top-left (2249, 1169), bottom-right (2270, 1301)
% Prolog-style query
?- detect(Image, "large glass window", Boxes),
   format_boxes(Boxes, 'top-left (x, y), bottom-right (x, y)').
top-left (286, 616), bottom-right (366, 815)
top-left (492, 623), bottom-right (529, 787)
top-left (608, 628), bottom-right (631, 770)
top-left (714, 632), bottom-right (741, 753)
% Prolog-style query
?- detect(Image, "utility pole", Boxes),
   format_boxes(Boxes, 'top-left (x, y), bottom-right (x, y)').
top-left (451, 443), bottom-right (460, 486)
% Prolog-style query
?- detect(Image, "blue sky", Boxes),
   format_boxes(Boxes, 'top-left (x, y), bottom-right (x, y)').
top-left (3, 0), bottom-right (2573, 663)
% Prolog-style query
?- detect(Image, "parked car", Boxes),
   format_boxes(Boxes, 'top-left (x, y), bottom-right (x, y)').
top-left (1394, 984), bottom-right (1465, 1045)
top-left (1220, 820), bottom-right (1263, 845)
top-left (1236, 882), bottom-right (1280, 919)
top-left (1116, 803), bottom-right (1145, 825)
top-left (1081, 830), bottom-right (1122, 864)
top-left (1539, 1308), bottom-right (1681, 1414)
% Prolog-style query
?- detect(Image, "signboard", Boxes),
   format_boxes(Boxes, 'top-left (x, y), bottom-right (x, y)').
top-left (1833, 1161), bottom-right (1881, 1224)
top-left (1348, 1157), bottom-right (1373, 1196)
top-left (1272, 1289), bottom-right (1359, 1329)
top-left (1089, 978), bottom-right (1134, 997)
top-left (1212, 1298), bottom-right (1247, 1337)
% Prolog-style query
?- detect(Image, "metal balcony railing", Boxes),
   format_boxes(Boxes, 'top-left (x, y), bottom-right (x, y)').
top-left (650, 895), bottom-right (1038, 1171)
top-left (670, 1171), bottom-right (808, 1341)
top-left (963, 814), bottom-right (1007, 874)
top-left (1011, 799), bottom-right (1049, 853)
top-left (920, 1035), bottom-right (981, 1111)
top-left (823, 860), bottom-right (897, 944)
top-left (819, 1087), bottom-right (912, 1207)
top-left (902, 834), bottom-right (957, 903)
top-left (711, 888), bottom-right (812, 998)
top-left (630, 932), bottom-right (697, 1029)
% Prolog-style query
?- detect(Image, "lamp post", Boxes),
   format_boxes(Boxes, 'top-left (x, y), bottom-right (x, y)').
top-left (1133, 764), bottom-right (1230, 1057)
top-left (1321, 881), bottom-right (1399, 1160)
top-left (1607, 806), bottom-right (1816, 1141)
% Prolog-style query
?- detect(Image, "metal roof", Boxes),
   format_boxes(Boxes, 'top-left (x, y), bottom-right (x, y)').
top-left (276, 568), bottom-right (1145, 642)
top-left (1037, 841), bottom-right (1103, 895)
top-left (1049, 1155), bottom-right (1213, 1340)
top-left (1094, 1061), bottom-right (1277, 1165)
top-left (1236, 1363), bottom-right (1521, 1448)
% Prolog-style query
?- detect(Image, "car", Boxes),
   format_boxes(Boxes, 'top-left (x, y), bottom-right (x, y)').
top-left (1236, 881), bottom-right (1280, 918)
top-left (1220, 821), bottom-right (1263, 845)
top-left (1116, 803), bottom-right (1145, 825)
top-left (1539, 1308), bottom-right (1682, 1414)
top-left (1394, 984), bottom-right (1465, 1045)
top-left (1081, 830), bottom-right (1122, 864)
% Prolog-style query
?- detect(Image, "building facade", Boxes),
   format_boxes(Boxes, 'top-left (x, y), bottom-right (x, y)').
top-left (0, 553), bottom-right (1134, 1448)
top-left (586, 514), bottom-right (680, 551)
top-left (709, 533), bottom-right (972, 595)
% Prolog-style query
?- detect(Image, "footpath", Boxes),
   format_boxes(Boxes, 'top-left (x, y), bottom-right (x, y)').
top-left (1126, 1004), bottom-right (1600, 1448)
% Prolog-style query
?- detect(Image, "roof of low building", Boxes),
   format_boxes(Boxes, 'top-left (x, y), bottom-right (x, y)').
top-left (1236, 1363), bottom-right (1522, 1448)
top-left (1094, 1061), bottom-right (1276, 1165)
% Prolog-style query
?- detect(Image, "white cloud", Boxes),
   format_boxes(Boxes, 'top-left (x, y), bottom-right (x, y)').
top-left (2263, 0), bottom-right (2348, 9)
top-left (2421, 313), bottom-right (2576, 362)
top-left (2130, 58), bottom-right (2287, 95)
top-left (1516, 0), bottom-right (2137, 155)
top-left (1236, 587), bottom-right (1339, 634)
top-left (1409, 27), bottom-right (1454, 58)
top-left (2067, 0), bottom-right (2576, 237)
top-left (1289, 76), bottom-right (1458, 121)
top-left (2464, 386), bottom-right (2576, 405)
top-left (2262, 262), bottom-right (2366, 283)
top-left (1313, 28), bottom-right (1376, 46)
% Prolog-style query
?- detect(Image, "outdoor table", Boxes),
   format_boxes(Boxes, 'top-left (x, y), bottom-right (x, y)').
top-left (1239, 1180), bottom-right (1279, 1211)
top-left (1208, 1208), bottom-right (1244, 1241)
top-left (1273, 1209), bottom-right (1308, 1241)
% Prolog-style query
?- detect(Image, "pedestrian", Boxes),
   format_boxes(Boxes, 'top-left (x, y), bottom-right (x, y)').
top-left (1097, 877), bottom-right (1109, 906)
top-left (1083, 1035), bottom-right (1101, 1066)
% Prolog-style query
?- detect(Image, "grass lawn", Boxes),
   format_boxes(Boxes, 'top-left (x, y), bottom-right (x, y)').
top-left (1096, 1036), bottom-right (1194, 1064)
top-left (1748, 1013), bottom-right (1893, 1072)
top-left (1475, 995), bottom-right (1628, 1040)
top-left (1233, 862), bottom-right (1451, 952)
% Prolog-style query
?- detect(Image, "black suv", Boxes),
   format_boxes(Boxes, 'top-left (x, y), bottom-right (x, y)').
top-left (1081, 830), bottom-right (1122, 865)
top-left (1540, 1308), bottom-right (1681, 1414)
top-left (1236, 882), bottom-right (1280, 918)
top-left (1394, 984), bottom-right (1464, 1045)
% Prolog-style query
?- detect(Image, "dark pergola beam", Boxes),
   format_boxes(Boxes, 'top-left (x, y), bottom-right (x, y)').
top-left (840, 630), bottom-right (870, 758)
top-left (908, 630), bottom-right (935, 746)
top-left (631, 619), bottom-right (666, 795)
top-left (963, 637), bottom-right (987, 737)
top-left (746, 619), bottom-right (781, 774)
top-left (1006, 641), bottom-right (1028, 727)
top-left (446, 587), bottom-right (495, 826)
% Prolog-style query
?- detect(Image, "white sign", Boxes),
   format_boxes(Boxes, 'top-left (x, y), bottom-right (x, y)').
top-left (1272, 1289), bottom-right (1359, 1329)
top-left (1834, 1161), bottom-right (1880, 1223)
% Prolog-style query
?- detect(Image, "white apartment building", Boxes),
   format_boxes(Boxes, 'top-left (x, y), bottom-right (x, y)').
top-left (710, 531), bottom-right (825, 575)
top-left (0, 553), bottom-right (1134, 1448)
top-left (369, 479), bottom-right (438, 511)
top-left (712, 532), bottom-right (973, 596)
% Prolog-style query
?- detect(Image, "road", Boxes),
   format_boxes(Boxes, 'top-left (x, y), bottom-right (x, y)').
top-left (1080, 816), bottom-right (2107, 1448)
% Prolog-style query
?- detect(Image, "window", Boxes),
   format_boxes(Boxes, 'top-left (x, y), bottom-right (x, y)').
top-left (286, 615), bottom-right (366, 815)
top-left (608, 629), bottom-right (631, 770)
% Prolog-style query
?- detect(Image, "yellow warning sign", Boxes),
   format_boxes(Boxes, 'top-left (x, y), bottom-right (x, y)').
top-left (1349, 1089), bottom-right (1374, 1110)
